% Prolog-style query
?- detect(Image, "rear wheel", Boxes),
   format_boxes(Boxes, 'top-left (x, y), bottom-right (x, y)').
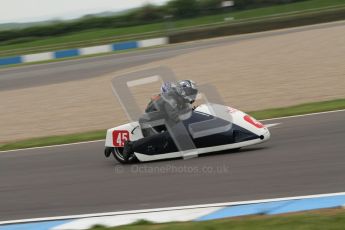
top-left (113, 147), bottom-right (137, 164)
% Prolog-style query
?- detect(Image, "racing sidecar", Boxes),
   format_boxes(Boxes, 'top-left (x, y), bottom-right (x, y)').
top-left (104, 103), bottom-right (270, 163)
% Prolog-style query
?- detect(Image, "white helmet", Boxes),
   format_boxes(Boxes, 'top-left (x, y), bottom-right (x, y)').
top-left (177, 80), bottom-right (198, 103)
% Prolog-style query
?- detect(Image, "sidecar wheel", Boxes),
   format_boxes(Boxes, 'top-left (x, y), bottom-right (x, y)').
top-left (113, 147), bottom-right (137, 164)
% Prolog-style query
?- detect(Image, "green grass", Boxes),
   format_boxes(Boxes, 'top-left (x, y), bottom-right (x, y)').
top-left (0, 130), bottom-right (105, 151)
top-left (1, 0), bottom-right (345, 57)
top-left (249, 98), bottom-right (345, 120)
top-left (229, 0), bottom-right (345, 20)
top-left (0, 98), bottom-right (344, 151)
top-left (88, 208), bottom-right (345, 230)
top-left (0, 24), bottom-right (166, 53)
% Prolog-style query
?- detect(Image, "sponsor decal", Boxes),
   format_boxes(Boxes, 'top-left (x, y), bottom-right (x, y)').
top-left (244, 115), bottom-right (264, 128)
top-left (112, 130), bottom-right (130, 147)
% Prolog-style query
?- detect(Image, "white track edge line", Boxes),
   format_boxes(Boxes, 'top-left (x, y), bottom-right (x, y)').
top-left (0, 139), bottom-right (104, 153)
top-left (264, 123), bottom-right (280, 128)
top-left (260, 109), bottom-right (345, 121)
top-left (1, 109), bottom-right (344, 153)
top-left (1, 191), bottom-right (345, 225)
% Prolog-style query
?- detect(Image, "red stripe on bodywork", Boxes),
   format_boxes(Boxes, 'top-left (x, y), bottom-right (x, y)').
top-left (244, 115), bottom-right (264, 128)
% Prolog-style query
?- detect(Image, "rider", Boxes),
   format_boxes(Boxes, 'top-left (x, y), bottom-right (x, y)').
top-left (122, 80), bottom-right (198, 160)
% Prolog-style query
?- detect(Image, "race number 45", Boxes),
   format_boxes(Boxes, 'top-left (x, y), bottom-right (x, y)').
top-left (112, 130), bottom-right (130, 147)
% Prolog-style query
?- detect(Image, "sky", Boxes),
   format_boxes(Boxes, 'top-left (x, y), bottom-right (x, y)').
top-left (0, 0), bottom-right (169, 24)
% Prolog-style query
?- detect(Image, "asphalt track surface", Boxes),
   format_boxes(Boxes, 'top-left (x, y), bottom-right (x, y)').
top-left (0, 110), bottom-right (345, 221)
top-left (1, 20), bottom-right (345, 91)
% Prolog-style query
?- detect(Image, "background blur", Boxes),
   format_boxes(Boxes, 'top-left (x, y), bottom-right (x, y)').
top-left (1, 0), bottom-right (344, 57)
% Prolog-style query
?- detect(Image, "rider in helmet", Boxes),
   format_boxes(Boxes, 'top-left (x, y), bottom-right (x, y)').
top-left (122, 80), bottom-right (198, 160)
top-left (144, 80), bottom-right (197, 122)
top-left (175, 80), bottom-right (198, 104)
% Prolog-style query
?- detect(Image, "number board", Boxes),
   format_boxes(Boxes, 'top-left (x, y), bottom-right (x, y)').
top-left (112, 130), bottom-right (130, 147)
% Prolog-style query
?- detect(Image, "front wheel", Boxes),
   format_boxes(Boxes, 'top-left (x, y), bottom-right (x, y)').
top-left (113, 147), bottom-right (137, 164)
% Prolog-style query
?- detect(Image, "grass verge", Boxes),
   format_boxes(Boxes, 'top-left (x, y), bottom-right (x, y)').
top-left (0, 130), bottom-right (105, 151)
top-left (169, 6), bottom-right (345, 43)
top-left (88, 208), bottom-right (345, 230)
top-left (249, 98), bottom-right (345, 120)
top-left (0, 98), bottom-right (344, 151)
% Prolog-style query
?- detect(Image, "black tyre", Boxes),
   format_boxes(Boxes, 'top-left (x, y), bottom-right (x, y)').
top-left (113, 147), bottom-right (137, 164)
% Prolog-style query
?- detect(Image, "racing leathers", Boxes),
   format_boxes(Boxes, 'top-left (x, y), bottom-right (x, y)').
top-left (140, 90), bottom-right (192, 136)
top-left (122, 88), bottom-right (193, 160)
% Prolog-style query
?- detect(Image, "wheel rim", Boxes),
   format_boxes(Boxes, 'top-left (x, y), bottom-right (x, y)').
top-left (114, 147), bottom-right (135, 161)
